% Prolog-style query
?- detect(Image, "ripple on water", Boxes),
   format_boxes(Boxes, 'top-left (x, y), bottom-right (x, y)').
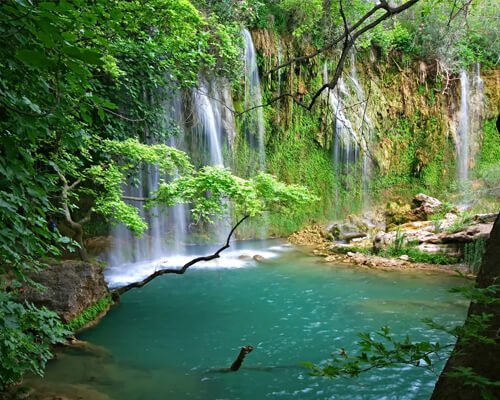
top-left (32, 243), bottom-right (468, 400)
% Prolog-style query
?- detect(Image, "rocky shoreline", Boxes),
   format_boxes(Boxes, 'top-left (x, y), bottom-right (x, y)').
top-left (289, 227), bottom-right (469, 275)
top-left (289, 193), bottom-right (496, 276)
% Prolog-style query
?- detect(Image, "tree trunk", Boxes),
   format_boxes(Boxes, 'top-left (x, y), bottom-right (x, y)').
top-left (431, 214), bottom-right (500, 399)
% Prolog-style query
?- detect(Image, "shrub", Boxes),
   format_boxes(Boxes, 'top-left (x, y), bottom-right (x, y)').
top-left (0, 293), bottom-right (68, 390)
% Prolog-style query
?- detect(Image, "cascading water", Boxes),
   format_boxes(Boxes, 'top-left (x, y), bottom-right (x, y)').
top-left (324, 55), bottom-right (374, 214)
top-left (456, 65), bottom-right (484, 189)
top-left (165, 93), bottom-right (189, 254)
top-left (323, 63), bottom-right (359, 169)
top-left (191, 78), bottom-right (237, 240)
top-left (243, 29), bottom-right (266, 172)
top-left (348, 53), bottom-right (373, 208)
top-left (109, 93), bottom-right (190, 266)
top-left (193, 80), bottom-right (224, 167)
top-left (324, 63), bottom-right (360, 215)
top-left (457, 70), bottom-right (470, 185)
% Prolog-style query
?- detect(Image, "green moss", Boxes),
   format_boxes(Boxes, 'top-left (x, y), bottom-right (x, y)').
top-left (477, 119), bottom-right (500, 172)
top-left (65, 295), bottom-right (113, 332)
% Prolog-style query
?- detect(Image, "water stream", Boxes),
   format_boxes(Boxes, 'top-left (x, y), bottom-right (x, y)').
top-left (456, 65), bottom-right (484, 187)
top-left (31, 242), bottom-right (468, 400)
top-left (457, 70), bottom-right (470, 185)
top-left (243, 29), bottom-right (266, 172)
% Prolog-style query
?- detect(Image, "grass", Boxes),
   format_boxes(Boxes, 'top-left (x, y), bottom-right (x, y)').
top-left (65, 295), bottom-right (113, 332)
top-left (445, 212), bottom-right (475, 234)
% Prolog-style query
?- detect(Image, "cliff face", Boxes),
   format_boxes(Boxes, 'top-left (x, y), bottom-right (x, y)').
top-left (232, 29), bottom-right (500, 234)
top-left (22, 261), bottom-right (109, 323)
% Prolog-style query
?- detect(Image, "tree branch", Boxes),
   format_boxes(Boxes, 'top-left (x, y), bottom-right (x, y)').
top-left (113, 215), bottom-right (250, 295)
top-left (121, 195), bottom-right (150, 202)
top-left (104, 108), bottom-right (146, 122)
top-left (265, 2), bottom-right (386, 76)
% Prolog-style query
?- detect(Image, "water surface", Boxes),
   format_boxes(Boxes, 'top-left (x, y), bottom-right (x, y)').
top-left (33, 240), bottom-right (468, 400)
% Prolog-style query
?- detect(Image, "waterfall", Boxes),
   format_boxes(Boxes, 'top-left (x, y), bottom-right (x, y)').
top-left (192, 78), bottom-right (237, 241)
top-left (323, 63), bottom-right (359, 171)
top-left (243, 29), bottom-right (266, 172)
top-left (166, 94), bottom-right (189, 255)
top-left (457, 70), bottom-right (470, 185)
top-left (324, 55), bottom-right (374, 214)
top-left (456, 65), bottom-right (484, 188)
top-left (193, 80), bottom-right (224, 167)
top-left (108, 92), bottom-right (192, 266)
top-left (348, 53), bottom-right (373, 209)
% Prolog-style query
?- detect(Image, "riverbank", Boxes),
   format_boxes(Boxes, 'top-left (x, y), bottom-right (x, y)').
top-left (288, 192), bottom-right (497, 276)
top-left (289, 226), bottom-right (470, 275)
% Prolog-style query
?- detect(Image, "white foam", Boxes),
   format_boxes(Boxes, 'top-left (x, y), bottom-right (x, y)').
top-left (105, 247), bottom-right (284, 288)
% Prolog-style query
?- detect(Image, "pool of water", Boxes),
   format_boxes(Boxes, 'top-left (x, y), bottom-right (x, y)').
top-left (30, 240), bottom-right (468, 400)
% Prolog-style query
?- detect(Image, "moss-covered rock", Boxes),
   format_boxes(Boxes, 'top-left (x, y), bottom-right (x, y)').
top-left (22, 261), bottom-right (110, 324)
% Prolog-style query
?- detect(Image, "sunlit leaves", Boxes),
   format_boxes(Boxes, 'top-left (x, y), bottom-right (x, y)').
top-left (155, 166), bottom-right (318, 223)
top-left (310, 326), bottom-right (447, 379)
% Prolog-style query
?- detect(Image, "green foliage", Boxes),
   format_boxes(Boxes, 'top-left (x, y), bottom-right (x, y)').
top-left (372, 112), bottom-right (455, 199)
top-left (276, 0), bottom-right (323, 39)
top-left (445, 212), bottom-right (474, 234)
top-left (0, 0), bottom-right (246, 389)
top-left (309, 325), bottom-right (446, 379)
top-left (0, 292), bottom-right (68, 390)
top-left (477, 119), bottom-right (500, 171)
top-left (310, 284), bottom-right (499, 397)
top-left (448, 285), bottom-right (500, 306)
top-left (446, 367), bottom-right (500, 400)
top-left (155, 166), bottom-right (318, 223)
top-left (382, 246), bottom-right (458, 265)
top-left (377, 231), bottom-right (458, 264)
top-left (65, 295), bottom-right (113, 332)
top-left (463, 238), bottom-right (487, 274)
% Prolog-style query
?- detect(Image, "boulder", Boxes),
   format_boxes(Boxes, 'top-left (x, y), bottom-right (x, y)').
top-left (417, 243), bottom-right (462, 257)
top-left (253, 255), bottom-right (265, 262)
top-left (22, 261), bottom-right (109, 323)
top-left (440, 223), bottom-right (492, 243)
top-left (384, 202), bottom-right (418, 226)
top-left (474, 213), bottom-right (499, 224)
top-left (412, 193), bottom-right (443, 219)
top-left (328, 219), bottom-right (367, 243)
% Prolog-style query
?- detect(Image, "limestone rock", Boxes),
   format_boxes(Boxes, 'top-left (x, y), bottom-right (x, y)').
top-left (385, 202), bottom-right (418, 226)
top-left (328, 219), bottom-right (367, 243)
top-left (253, 255), bottom-right (265, 262)
top-left (412, 193), bottom-right (442, 219)
top-left (417, 243), bottom-right (461, 257)
top-left (23, 261), bottom-right (109, 323)
top-left (440, 223), bottom-right (492, 243)
top-left (474, 213), bottom-right (499, 224)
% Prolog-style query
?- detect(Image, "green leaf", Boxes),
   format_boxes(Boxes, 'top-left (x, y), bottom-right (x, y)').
top-left (61, 46), bottom-right (104, 65)
top-left (15, 50), bottom-right (53, 69)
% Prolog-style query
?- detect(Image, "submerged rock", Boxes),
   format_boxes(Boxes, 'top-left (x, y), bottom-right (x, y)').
top-left (22, 261), bottom-right (109, 323)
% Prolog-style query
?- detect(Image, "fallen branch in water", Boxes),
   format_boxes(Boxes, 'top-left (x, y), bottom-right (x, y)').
top-left (112, 215), bottom-right (250, 296)
top-left (230, 345), bottom-right (254, 371)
